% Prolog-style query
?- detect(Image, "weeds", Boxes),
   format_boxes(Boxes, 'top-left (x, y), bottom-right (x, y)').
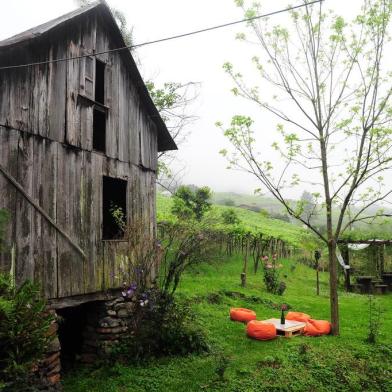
top-left (366, 295), bottom-right (383, 344)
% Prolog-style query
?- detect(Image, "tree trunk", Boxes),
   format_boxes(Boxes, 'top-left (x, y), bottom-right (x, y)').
top-left (328, 238), bottom-right (339, 335)
top-left (242, 239), bottom-right (249, 287)
top-left (320, 133), bottom-right (340, 336)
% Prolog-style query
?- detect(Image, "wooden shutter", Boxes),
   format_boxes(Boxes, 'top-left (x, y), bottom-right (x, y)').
top-left (80, 54), bottom-right (95, 100)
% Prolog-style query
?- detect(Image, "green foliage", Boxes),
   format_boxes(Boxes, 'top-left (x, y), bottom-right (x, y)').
top-left (259, 209), bottom-right (269, 218)
top-left (171, 186), bottom-right (212, 221)
top-left (221, 209), bottom-right (240, 225)
top-left (0, 274), bottom-right (53, 385)
top-left (146, 82), bottom-right (183, 119)
top-left (262, 262), bottom-right (286, 296)
top-left (366, 295), bottom-right (383, 344)
top-left (109, 203), bottom-right (126, 234)
top-left (159, 221), bottom-right (219, 295)
top-left (114, 292), bottom-right (209, 361)
top-left (116, 218), bottom-right (213, 362)
top-left (158, 193), bottom-right (319, 250)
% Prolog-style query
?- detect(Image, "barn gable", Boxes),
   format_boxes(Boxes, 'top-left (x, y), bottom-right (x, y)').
top-left (0, 0), bottom-right (176, 153)
top-left (0, 1), bottom-right (174, 301)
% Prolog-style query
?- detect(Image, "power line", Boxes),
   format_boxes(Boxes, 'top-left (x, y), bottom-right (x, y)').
top-left (0, 0), bottom-right (324, 71)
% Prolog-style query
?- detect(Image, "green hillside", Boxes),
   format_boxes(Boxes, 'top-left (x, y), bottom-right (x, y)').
top-left (212, 192), bottom-right (288, 214)
top-left (157, 193), bottom-right (318, 249)
top-left (212, 192), bottom-right (392, 237)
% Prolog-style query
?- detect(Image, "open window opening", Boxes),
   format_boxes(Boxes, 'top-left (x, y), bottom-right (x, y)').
top-left (93, 107), bottom-right (106, 153)
top-left (102, 176), bottom-right (127, 240)
top-left (95, 59), bottom-right (105, 104)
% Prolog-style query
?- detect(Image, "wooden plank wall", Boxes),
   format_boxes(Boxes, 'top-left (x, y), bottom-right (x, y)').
top-left (0, 14), bottom-right (160, 299)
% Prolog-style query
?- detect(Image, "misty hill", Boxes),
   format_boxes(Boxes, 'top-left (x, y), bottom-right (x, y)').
top-left (211, 192), bottom-right (392, 237)
top-left (212, 192), bottom-right (288, 214)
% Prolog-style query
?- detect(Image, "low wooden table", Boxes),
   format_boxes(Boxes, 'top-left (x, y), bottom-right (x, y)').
top-left (263, 318), bottom-right (306, 338)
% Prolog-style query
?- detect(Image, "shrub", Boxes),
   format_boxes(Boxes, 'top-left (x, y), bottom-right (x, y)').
top-left (159, 221), bottom-right (218, 295)
top-left (115, 291), bottom-right (209, 360)
top-left (263, 266), bottom-right (280, 293)
top-left (0, 274), bottom-right (53, 387)
top-left (221, 209), bottom-right (240, 225)
top-left (366, 295), bottom-right (382, 344)
top-left (114, 220), bottom-right (212, 362)
top-left (262, 257), bottom-right (286, 296)
top-left (171, 185), bottom-right (212, 221)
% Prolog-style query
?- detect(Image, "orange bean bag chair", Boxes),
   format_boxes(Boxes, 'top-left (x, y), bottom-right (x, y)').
top-left (246, 320), bottom-right (277, 340)
top-left (304, 319), bottom-right (331, 336)
top-left (286, 311), bottom-right (311, 323)
top-left (230, 308), bottom-right (257, 323)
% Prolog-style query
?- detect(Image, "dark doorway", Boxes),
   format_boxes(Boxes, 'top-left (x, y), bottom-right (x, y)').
top-left (102, 176), bottom-right (127, 240)
top-left (56, 303), bottom-right (89, 372)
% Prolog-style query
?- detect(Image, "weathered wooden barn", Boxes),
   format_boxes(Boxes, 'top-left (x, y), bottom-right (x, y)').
top-left (0, 1), bottom-right (176, 305)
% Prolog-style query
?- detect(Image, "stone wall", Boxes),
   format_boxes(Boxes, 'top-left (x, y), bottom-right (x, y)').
top-left (81, 297), bottom-right (136, 363)
top-left (37, 296), bottom-right (135, 388)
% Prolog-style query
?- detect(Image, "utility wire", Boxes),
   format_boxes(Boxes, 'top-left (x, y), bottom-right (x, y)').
top-left (0, 0), bottom-right (324, 71)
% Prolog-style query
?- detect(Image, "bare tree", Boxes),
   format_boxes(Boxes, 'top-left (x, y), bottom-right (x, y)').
top-left (218, 0), bottom-right (392, 335)
top-left (146, 81), bottom-right (199, 193)
top-left (299, 190), bottom-right (317, 226)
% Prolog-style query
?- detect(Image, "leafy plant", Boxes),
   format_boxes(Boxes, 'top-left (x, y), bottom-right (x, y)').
top-left (159, 221), bottom-right (218, 295)
top-left (0, 274), bottom-right (53, 386)
top-left (366, 295), bottom-right (383, 344)
top-left (172, 185), bottom-right (212, 221)
top-left (115, 292), bottom-right (208, 361)
top-left (221, 209), bottom-right (240, 225)
top-left (262, 256), bottom-right (286, 296)
top-left (112, 218), bottom-right (213, 362)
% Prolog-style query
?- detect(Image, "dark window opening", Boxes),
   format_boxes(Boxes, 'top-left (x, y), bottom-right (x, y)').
top-left (95, 59), bottom-right (105, 104)
top-left (93, 108), bottom-right (106, 153)
top-left (103, 176), bottom-right (127, 240)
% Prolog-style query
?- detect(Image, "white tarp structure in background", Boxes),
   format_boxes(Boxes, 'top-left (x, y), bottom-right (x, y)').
top-left (336, 247), bottom-right (350, 270)
top-left (337, 240), bottom-right (385, 272)
top-left (348, 243), bottom-right (370, 251)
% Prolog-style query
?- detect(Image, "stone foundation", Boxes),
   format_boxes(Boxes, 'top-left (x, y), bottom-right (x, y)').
top-left (37, 296), bottom-right (136, 388)
top-left (81, 297), bottom-right (136, 363)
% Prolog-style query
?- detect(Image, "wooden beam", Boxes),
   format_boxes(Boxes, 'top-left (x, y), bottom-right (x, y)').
top-left (337, 239), bottom-right (392, 245)
top-left (47, 289), bottom-right (123, 309)
top-left (0, 162), bottom-right (87, 260)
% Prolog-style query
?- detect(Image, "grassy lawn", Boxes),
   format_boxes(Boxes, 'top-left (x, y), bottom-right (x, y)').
top-left (63, 255), bottom-right (392, 392)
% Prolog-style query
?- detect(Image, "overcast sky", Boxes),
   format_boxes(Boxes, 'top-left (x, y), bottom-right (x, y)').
top-left (0, 0), bottom-right (363, 197)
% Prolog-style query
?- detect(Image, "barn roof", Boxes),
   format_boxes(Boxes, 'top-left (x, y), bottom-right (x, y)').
top-left (0, 0), bottom-right (177, 152)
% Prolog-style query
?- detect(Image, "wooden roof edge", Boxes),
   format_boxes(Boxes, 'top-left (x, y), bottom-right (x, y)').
top-left (0, 1), bottom-right (101, 49)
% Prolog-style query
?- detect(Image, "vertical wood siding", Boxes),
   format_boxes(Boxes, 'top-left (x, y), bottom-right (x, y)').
top-left (0, 13), bottom-right (159, 299)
